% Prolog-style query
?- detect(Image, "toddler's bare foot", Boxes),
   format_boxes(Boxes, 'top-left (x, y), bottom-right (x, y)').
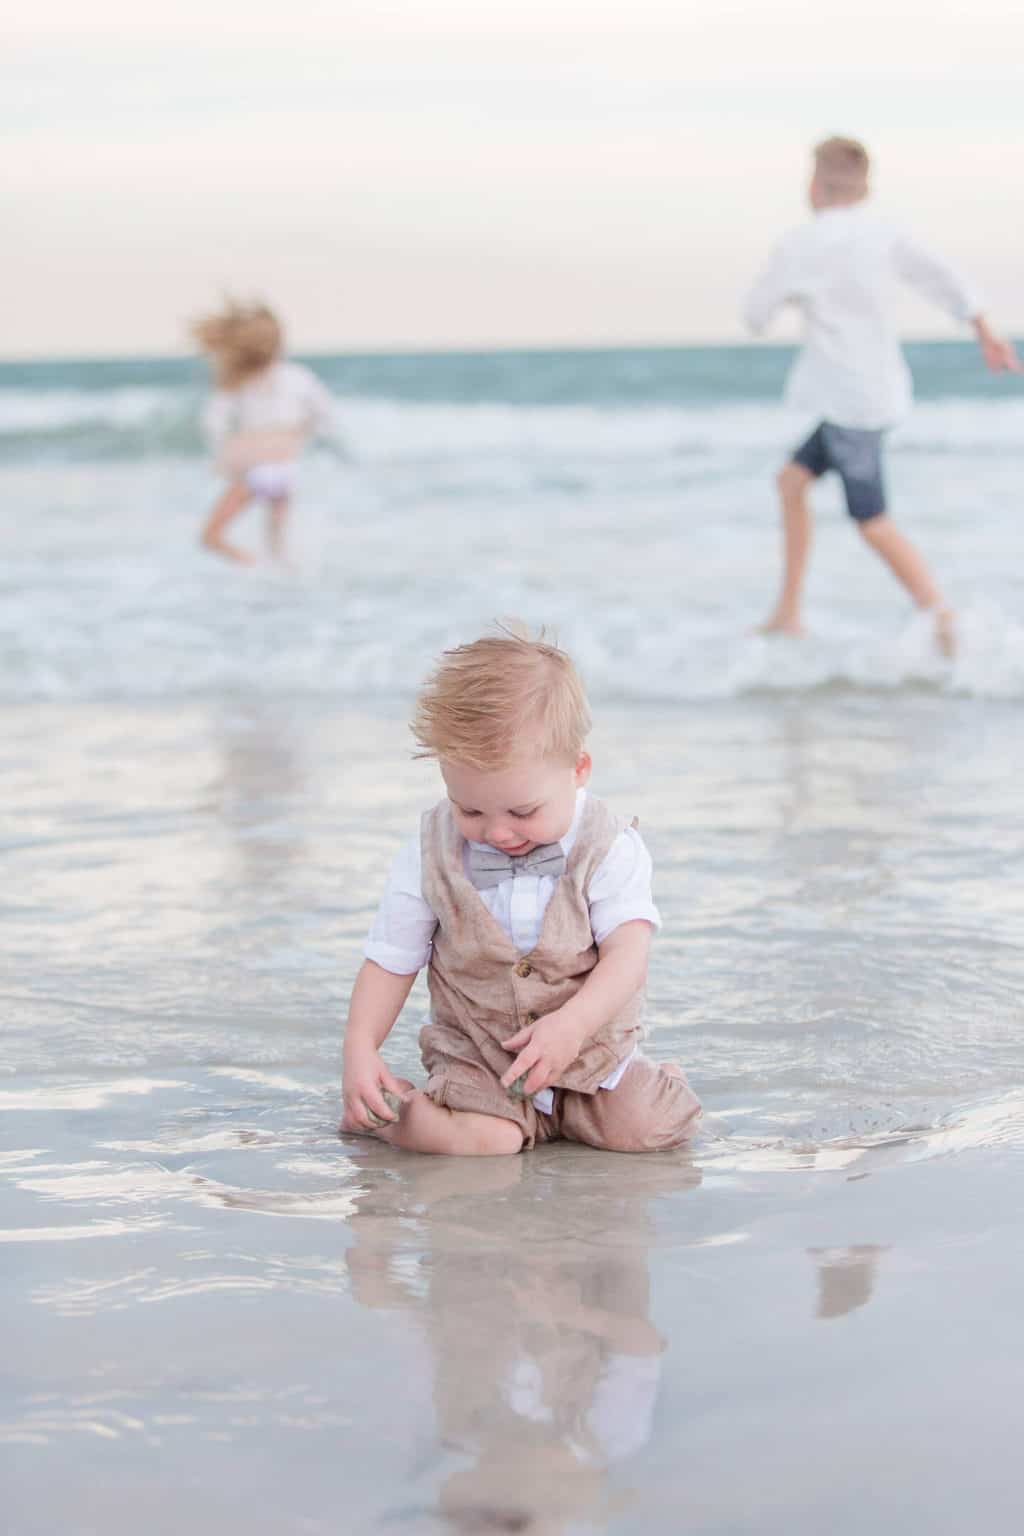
top-left (933, 607), bottom-right (956, 659)
top-left (659, 1062), bottom-right (684, 1081)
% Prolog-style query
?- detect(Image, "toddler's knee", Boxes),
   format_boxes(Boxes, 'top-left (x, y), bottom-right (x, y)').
top-left (466, 1114), bottom-right (524, 1156)
top-left (406, 1091), bottom-right (523, 1156)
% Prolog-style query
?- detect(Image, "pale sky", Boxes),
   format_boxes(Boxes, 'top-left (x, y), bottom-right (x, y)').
top-left (4, 0), bottom-right (1024, 356)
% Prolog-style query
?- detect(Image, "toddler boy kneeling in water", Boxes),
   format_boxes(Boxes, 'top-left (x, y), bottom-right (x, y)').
top-left (341, 631), bottom-right (700, 1155)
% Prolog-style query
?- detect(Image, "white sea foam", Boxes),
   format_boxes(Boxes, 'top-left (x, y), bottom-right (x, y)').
top-left (2, 380), bottom-right (1023, 702)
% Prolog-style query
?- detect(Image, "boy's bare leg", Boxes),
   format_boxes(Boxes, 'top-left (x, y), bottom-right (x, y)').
top-left (340, 1090), bottom-right (524, 1157)
top-left (201, 481), bottom-right (255, 564)
top-left (267, 496), bottom-right (290, 563)
top-left (759, 462), bottom-right (814, 634)
top-left (857, 515), bottom-right (955, 655)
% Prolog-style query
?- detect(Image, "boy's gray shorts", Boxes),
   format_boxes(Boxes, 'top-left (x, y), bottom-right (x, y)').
top-left (790, 421), bottom-right (887, 522)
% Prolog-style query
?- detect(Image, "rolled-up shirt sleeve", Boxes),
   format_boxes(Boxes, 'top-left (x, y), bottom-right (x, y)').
top-left (363, 837), bottom-right (438, 975)
top-left (890, 226), bottom-right (982, 323)
top-left (587, 826), bottom-right (661, 946)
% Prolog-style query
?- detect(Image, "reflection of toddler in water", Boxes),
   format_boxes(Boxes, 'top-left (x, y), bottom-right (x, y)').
top-left (341, 629), bottom-right (702, 1155)
top-left (192, 301), bottom-right (337, 565)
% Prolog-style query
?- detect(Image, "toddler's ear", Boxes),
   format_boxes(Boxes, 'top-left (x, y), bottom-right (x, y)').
top-left (574, 750), bottom-right (593, 786)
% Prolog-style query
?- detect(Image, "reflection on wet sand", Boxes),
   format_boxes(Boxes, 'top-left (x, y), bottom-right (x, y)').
top-left (808, 1245), bottom-right (887, 1320)
top-left (209, 701), bottom-right (308, 887)
top-left (344, 1150), bottom-right (701, 1535)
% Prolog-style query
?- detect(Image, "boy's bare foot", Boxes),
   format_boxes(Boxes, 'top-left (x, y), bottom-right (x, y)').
top-left (933, 607), bottom-right (956, 659)
top-left (757, 613), bottom-right (804, 636)
top-left (659, 1062), bottom-right (684, 1080)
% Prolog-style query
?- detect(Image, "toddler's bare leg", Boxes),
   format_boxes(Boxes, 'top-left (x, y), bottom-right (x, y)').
top-left (760, 463), bottom-right (814, 634)
top-left (267, 496), bottom-right (291, 563)
top-left (856, 515), bottom-right (954, 654)
top-left (201, 481), bottom-right (255, 564)
top-left (344, 1090), bottom-right (524, 1157)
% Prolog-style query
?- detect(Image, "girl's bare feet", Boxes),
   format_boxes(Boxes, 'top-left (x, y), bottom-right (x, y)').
top-left (757, 612), bottom-right (804, 636)
top-left (933, 607), bottom-right (956, 659)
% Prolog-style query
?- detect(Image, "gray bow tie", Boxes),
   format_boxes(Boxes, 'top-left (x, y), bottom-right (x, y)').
top-left (467, 842), bottom-right (566, 891)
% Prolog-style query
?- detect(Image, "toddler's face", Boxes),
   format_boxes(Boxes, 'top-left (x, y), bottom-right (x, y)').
top-left (441, 752), bottom-right (591, 854)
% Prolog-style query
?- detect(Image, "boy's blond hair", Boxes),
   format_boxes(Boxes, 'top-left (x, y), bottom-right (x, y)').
top-left (191, 300), bottom-right (283, 389)
top-left (813, 136), bottom-right (870, 203)
top-left (412, 628), bottom-right (591, 770)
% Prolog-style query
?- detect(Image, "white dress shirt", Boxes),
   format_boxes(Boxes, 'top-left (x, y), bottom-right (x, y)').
top-left (365, 789), bottom-right (660, 1110)
top-left (743, 204), bottom-right (982, 429)
top-left (201, 360), bottom-right (337, 452)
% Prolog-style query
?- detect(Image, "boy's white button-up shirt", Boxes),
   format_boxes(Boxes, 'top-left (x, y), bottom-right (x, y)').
top-left (743, 203), bottom-right (982, 430)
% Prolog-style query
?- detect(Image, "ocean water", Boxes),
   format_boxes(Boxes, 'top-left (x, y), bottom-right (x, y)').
top-left (3, 343), bottom-right (1024, 1534)
top-left (2, 341), bottom-right (1023, 703)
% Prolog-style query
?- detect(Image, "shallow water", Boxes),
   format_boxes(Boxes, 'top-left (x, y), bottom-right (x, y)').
top-left (2, 342), bottom-right (1024, 705)
top-left (4, 341), bottom-right (1024, 1530)
top-left (4, 693), bottom-right (1023, 1534)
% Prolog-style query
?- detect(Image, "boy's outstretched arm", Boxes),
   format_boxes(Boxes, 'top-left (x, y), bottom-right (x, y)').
top-left (892, 230), bottom-right (1021, 372)
top-left (971, 315), bottom-right (1021, 374)
top-left (342, 960), bottom-right (417, 1130)
top-left (500, 920), bottom-right (653, 1096)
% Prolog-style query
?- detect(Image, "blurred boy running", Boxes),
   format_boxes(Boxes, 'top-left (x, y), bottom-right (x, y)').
top-left (744, 136), bottom-right (1019, 654)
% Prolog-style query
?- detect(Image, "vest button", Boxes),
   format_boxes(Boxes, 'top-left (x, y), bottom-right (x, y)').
top-left (515, 959), bottom-right (533, 978)
top-left (525, 1011), bottom-right (539, 1025)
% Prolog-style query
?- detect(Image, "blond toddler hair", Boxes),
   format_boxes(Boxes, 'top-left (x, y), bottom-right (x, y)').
top-left (412, 628), bottom-right (592, 770)
top-left (813, 136), bottom-right (870, 204)
top-left (191, 300), bottom-right (283, 389)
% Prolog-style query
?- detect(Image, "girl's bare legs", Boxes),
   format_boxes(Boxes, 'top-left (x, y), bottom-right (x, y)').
top-left (759, 462), bottom-right (814, 634)
top-left (341, 1090), bottom-right (524, 1156)
top-left (857, 515), bottom-right (955, 655)
top-left (200, 480), bottom-right (255, 564)
top-left (267, 496), bottom-right (291, 563)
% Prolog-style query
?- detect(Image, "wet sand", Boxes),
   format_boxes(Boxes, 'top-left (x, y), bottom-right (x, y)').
top-left (3, 694), bottom-right (1023, 1534)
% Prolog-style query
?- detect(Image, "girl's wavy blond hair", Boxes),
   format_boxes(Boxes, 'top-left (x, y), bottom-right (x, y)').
top-left (191, 300), bottom-right (283, 388)
top-left (412, 627), bottom-right (591, 770)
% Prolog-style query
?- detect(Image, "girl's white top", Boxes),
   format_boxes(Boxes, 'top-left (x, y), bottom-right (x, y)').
top-left (742, 203), bottom-right (982, 430)
top-left (201, 361), bottom-right (337, 452)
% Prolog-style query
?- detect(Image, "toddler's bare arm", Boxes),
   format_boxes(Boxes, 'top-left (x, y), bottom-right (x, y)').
top-left (342, 960), bottom-right (417, 1129)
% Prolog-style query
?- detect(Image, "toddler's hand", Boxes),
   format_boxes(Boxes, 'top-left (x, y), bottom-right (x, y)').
top-left (500, 1009), bottom-right (587, 1097)
top-left (341, 1047), bottom-right (410, 1131)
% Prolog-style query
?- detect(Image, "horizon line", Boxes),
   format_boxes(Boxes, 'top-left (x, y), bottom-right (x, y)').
top-left (0, 332), bottom-right (998, 369)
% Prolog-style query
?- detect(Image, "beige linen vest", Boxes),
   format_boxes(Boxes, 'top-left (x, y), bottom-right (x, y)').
top-left (419, 794), bottom-right (645, 1095)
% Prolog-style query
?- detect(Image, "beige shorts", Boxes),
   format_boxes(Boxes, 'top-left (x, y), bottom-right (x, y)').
top-left (425, 1051), bottom-right (701, 1153)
